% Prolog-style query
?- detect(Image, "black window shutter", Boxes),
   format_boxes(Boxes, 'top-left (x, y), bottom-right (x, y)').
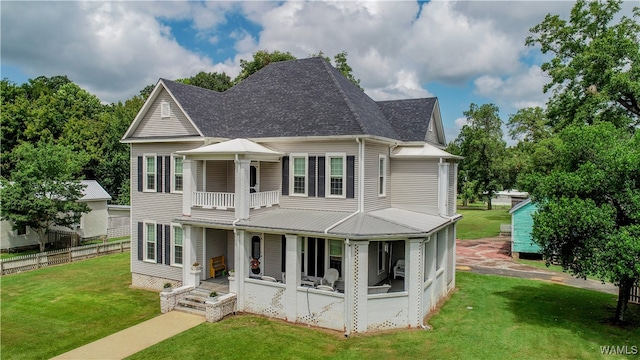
top-left (156, 156), bottom-right (163, 193)
top-left (165, 156), bottom-right (171, 193)
top-left (281, 156), bottom-right (289, 196)
top-left (156, 224), bottom-right (163, 263)
top-left (347, 156), bottom-right (355, 199)
top-left (308, 156), bottom-right (316, 197)
top-left (164, 225), bottom-right (171, 265)
top-left (317, 156), bottom-right (325, 197)
top-left (137, 157), bottom-right (143, 192)
top-left (281, 235), bottom-right (286, 273)
top-left (137, 222), bottom-right (143, 260)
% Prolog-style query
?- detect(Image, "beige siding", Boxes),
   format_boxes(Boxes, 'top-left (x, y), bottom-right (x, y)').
top-left (259, 162), bottom-right (280, 192)
top-left (263, 233), bottom-right (283, 279)
top-left (263, 140), bottom-right (359, 212)
top-left (363, 142), bottom-right (391, 212)
top-left (426, 114), bottom-right (439, 144)
top-left (205, 228), bottom-right (227, 279)
top-left (390, 159), bottom-right (439, 215)
top-left (205, 160), bottom-right (232, 192)
top-left (131, 142), bottom-right (203, 281)
top-left (132, 89), bottom-right (200, 138)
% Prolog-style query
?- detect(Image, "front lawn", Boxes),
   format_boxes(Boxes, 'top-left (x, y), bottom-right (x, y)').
top-left (456, 208), bottom-right (511, 239)
top-left (128, 272), bottom-right (639, 360)
top-left (0, 252), bottom-right (160, 359)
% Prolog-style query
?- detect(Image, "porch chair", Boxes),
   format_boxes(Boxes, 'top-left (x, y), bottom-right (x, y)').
top-left (317, 285), bottom-right (335, 292)
top-left (210, 255), bottom-right (227, 278)
top-left (393, 259), bottom-right (405, 279)
top-left (322, 268), bottom-right (339, 288)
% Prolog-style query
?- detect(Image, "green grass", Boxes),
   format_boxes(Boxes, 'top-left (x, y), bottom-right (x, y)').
top-left (0, 252), bottom-right (160, 359)
top-left (128, 272), bottom-right (639, 360)
top-left (456, 208), bottom-right (511, 240)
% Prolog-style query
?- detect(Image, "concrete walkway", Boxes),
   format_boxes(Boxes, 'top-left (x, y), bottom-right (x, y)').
top-left (456, 237), bottom-right (618, 295)
top-left (51, 311), bottom-right (205, 360)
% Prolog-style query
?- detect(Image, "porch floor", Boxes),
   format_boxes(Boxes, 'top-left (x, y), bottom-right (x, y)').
top-left (202, 276), bottom-right (229, 293)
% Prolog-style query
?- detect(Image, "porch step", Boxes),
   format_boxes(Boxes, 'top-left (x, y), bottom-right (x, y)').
top-left (174, 305), bottom-right (206, 317)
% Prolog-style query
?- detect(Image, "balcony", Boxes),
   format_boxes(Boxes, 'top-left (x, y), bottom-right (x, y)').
top-left (193, 190), bottom-right (280, 210)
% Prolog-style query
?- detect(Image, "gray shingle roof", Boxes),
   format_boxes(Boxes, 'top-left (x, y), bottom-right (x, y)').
top-left (80, 180), bottom-right (111, 201)
top-left (376, 98), bottom-right (437, 142)
top-left (159, 58), bottom-right (438, 142)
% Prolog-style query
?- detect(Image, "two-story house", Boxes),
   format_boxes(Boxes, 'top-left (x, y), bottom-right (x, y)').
top-left (121, 57), bottom-right (461, 334)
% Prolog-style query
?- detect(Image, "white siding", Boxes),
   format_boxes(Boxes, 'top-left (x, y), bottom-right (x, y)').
top-left (132, 90), bottom-right (200, 138)
top-left (426, 114), bottom-right (439, 144)
top-left (363, 142), bottom-right (391, 212)
top-left (205, 160), bottom-right (232, 192)
top-left (260, 162), bottom-right (280, 192)
top-left (390, 160), bottom-right (439, 215)
top-left (447, 162), bottom-right (457, 216)
top-left (79, 200), bottom-right (108, 238)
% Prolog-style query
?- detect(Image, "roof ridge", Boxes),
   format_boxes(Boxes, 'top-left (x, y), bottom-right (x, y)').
top-left (320, 58), bottom-right (368, 134)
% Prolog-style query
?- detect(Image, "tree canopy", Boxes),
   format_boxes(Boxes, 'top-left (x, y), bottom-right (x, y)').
top-left (447, 103), bottom-right (507, 209)
top-left (1, 141), bottom-right (89, 252)
top-left (521, 0), bottom-right (640, 323)
top-left (526, 0), bottom-right (640, 130)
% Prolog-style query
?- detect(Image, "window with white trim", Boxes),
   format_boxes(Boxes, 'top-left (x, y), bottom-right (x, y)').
top-left (326, 153), bottom-right (346, 197)
top-left (378, 155), bottom-right (387, 196)
top-left (161, 101), bottom-right (170, 118)
top-left (172, 224), bottom-right (183, 266)
top-left (172, 156), bottom-right (183, 193)
top-left (16, 225), bottom-right (27, 236)
top-left (429, 118), bottom-right (433, 132)
top-left (144, 221), bottom-right (156, 262)
top-left (290, 154), bottom-right (308, 196)
top-left (143, 154), bottom-right (156, 191)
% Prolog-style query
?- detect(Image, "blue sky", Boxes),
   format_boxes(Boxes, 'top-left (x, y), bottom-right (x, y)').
top-left (3, 1), bottom-right (631, 143)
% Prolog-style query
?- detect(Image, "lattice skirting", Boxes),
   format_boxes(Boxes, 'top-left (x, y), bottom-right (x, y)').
top-left (132, 272), bottom-right (183, 291)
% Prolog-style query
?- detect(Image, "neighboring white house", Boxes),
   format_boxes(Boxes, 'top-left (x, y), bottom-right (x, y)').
top-left (1, 180), bottom-right (111, 250)
top-left (121, 57), bottom-right (461, 334)
top-left (492, 190), bottom-right (529, 207)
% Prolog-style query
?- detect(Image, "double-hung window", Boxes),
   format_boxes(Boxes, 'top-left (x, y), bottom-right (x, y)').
top-left (143, 154), bottom-right (156, 191)
top-left (144, 221), bottom-right (156, 262)
top-left (290, 154), bottom-right (308, 196)
top-left (172, 224), bottom-right (183, 266)
top-left (326, 153), bottom-right (346, 197)
top-left (378, 155), bottom-right (387, 196)
top-left (329, 239), bottom-right (343, 277)
top-left (172, 156), bottom-right (183, 193)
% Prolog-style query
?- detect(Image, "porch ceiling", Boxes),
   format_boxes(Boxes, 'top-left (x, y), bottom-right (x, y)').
top-left (177, 138), bottom-right (283, 161)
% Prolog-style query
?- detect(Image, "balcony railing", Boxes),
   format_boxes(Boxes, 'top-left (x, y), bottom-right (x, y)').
top-left (250, 190), bottom-right (279, 209)
top-left (192, 190), bottom-right (279, 210)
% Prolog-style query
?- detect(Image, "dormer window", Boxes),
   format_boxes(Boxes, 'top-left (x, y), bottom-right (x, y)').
top-left (161, 101), bottom-right (170, 118)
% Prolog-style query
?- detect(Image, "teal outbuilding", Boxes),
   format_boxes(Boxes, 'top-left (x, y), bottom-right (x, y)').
top-left (509, 198), bottom-right (541, 256)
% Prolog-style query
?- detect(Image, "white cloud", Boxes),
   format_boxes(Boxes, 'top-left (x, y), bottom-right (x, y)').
top-left (1, 2), bottom-right (217, 102)
top-left (473, 65), bottom-right (550, 112)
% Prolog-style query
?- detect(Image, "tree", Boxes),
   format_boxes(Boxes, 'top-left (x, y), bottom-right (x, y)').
top-left (448, 103), bottom-right (507, 209)
top-left (1, 142), bottom-right (89, 252)
top-left (234, 50), bottom-right (297, 84)
top-left (524, 123), bottom-right (640, 323)
top-left (177, 71), bottom-right (233, 92)
top-left (526, 0), bottom-right (640, 130)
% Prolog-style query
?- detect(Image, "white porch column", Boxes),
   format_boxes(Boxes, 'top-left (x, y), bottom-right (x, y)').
top-left (438, 161), bottom-right (450, 216)
top-left (424, 235), bottom-right (437, 313)
top-left (345, 239), bottom-right (369, 334)
top-left (407, 238), bottom-right (425, 328)
top-left (284, 234), bottom-right (300, 322)
top-left (182, 159), bottom-right (195, 216)
top-left (235, 159), bottom-right (251, 219)
top-left (234, 229), bottom-right (247, 309)
top-left (183, 225), bottom-right (200, 287)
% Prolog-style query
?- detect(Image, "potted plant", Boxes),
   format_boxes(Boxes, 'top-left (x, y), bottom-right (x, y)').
top-left (228, 269), bottom-right (235, 276)
top-left (191, 262), bottom-right (202, 271)
top-left (162, 282), bottom-right (172, 293)
top-left (209, 291), bottom-right (219, 301)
